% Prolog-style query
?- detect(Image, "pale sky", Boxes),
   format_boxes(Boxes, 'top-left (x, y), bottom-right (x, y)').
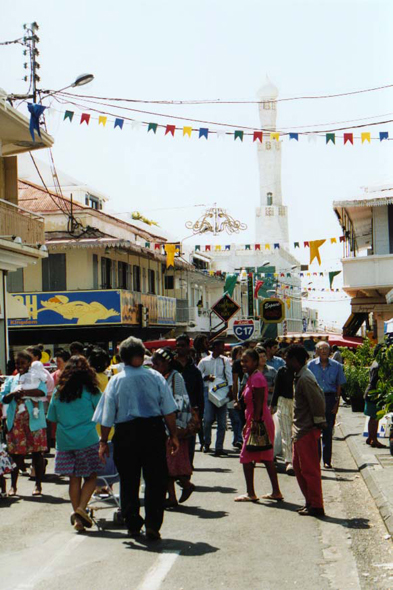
top-left (1, 0), bottom-right (393, 327)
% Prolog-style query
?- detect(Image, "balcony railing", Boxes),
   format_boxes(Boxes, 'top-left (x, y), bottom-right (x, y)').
top-left (0, 198), bottom-right (45, 245)
top-left (342, 254), bottom-right (393, 292)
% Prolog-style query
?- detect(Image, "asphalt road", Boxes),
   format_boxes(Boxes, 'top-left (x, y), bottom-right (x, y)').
top-left (1, 413), bottom-right (393, 590)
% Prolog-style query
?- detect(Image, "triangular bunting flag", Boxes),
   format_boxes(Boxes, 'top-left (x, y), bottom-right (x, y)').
top-left (215, 245), bottom-right (221, 251)
top-left (255, 244), bottom-right (261, 250)
top-left (274, 243), bottom-right (280, 249)
top-left (309, 239), bottom-right (326, 265)
top-left (216, 130), bottom-right (226, 140)
top-left (289, 133), bottom-right (299, 141)
top-left (148, 123), bottom-right (158, 134)
top-left (380, 132), bottom-right (389, 141)
top-left (205, 245), bottom-right (211, 251)
top-left (64, 110), bottom-right (74, 122)
top-left (164, 244), bottom-right (176, 268)
top-left (329, 271), bottom-right (341, 288)
top-left (253, 131), bottom-right (263, 143)
top-left (308, 134), bottom-right (318, 143)
top-left (98, 116), bottom-right (107, 126)
top-left (114, 118), bottom-right (124, 130)
top-left (199, 128), bottom-right (209, 139)
top-left (165, 125), bottom-right (176, 136)
top-left (344, 133), bottom-right (353, 145)
top-left (304, 241), bottom-right (310, 247)
top-left (270, 132), bottom-right (279, 141)
top-left (131, 121), bottom-right (142, 131)
top-left (195, 245), bottom-right (200, 251)
top-left (361, 132), bottom-right (371, 144)
top-left (339, 236), bottom-right (345, 243)
top-left (245, 244), bottom-right (251, 250)
top-left (234, 130), bottom-right (244, 142)
top-left (154, 244), bottom-right (161, 251)
top-left (294, 242), bottom-right (300, 248)
top-left (183, 126), bottom-right (192, 137)
top-left (326, 133), bottom-right (335, 144)
top-left (330, 237), bottom-right (337, 244)
top-left (265, 244), bottom-right (271, 250)
top-left (225, 245), bottom-right (231, 250)
top-left (80, 113), bottom-right (90, 125)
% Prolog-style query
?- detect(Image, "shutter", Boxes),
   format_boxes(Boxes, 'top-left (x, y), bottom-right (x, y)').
top-left (93, 254), bottom-right (98, 289)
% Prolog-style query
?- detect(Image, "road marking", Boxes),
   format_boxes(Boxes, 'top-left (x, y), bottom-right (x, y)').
top-left (136, 551), bottom-right (180, 590)
top-left (13, 535), bottom-right (86, 590)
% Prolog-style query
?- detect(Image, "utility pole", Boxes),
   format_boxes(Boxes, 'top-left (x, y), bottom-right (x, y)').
top-left (6, 22), bottom-right (41, 102)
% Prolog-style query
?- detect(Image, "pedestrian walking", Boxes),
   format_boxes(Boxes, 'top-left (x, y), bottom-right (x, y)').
top-left (264, 339), bottom-right (286, 372)
top-left (286, 344), bottom-right (326, 517)
top-left (93, 336), bottom-right (179, 541)
top-left (256, 346), bottom-right (277, 406)
top-left (198, 340), bottom-right (233, 456)
top-left (271, 358), bottom-right (295, 475)
top-left (308, 341), bottom-right (346, 468)
top-left (47, 355), bottom-right (102, 532)
top-left (152, 348), bottom-right (195, 507)
top-left (1, 351), bottom-right (47, 497)
top-left (235, 349), bottom-right (282, 503)
top-left (175, 334), bottom-right (204, 465)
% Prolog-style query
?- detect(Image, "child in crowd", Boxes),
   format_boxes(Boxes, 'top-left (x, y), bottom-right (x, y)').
top-left (15, 361), bottom-right (48, 418)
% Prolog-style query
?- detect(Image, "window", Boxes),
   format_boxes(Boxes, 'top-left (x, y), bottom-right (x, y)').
top-left (148, 269), bottom-right (155, 294)
top-left (265, 207), bottom-right (274, 216)
top-left (155, 270), bottom-right (160, 295)
top-left (278, 206), bottom-right (286, 217)
top-left (133, 265), bottom-right (141, 292)
top-left (42, 253), bottom-right (66, 291)
top-left (118, 261), bottom-right (131, 290)
top-left (164, 275), bottom-right (174, 290)
top-left (267, 192), bottom-right (273, 206)
top-left (142, 268), bottom-right (147, 293)
top-left (101, 257), bottom-right (113, 289)
top-left (7, 268), bottom-right (24, 293)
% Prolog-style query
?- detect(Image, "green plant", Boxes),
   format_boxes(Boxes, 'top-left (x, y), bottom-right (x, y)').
top-left (367, 342), bottom-right (393, 418)
top-left (341, 339), bottom-right (374, 400)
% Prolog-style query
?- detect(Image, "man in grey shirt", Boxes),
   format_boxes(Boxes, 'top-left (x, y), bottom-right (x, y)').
top-left (286, 344), bottom-right (326, 517)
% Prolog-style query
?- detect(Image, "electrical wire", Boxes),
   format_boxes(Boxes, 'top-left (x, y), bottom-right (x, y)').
top-left (54, 94), bottom-right (393, 135)
top-left (0, 36), bottom-right (25, 46)
top-left (28, 152), bottom-right (72, 218)
top-left (57, 83), bottom-right (393, 105)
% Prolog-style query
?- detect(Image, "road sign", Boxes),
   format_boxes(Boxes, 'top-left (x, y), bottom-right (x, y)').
top-left (211, 294), bottom-right (240, 323)
top-left (260, 298), bottom-right (285, 324)
top-left (233, 319), bottom-right (255, 341)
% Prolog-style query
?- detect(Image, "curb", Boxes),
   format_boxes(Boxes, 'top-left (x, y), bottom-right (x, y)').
top-left (338, 419), bottom-right (393, 537)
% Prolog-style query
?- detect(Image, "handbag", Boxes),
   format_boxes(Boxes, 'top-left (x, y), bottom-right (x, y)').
top-left (246, 419), bottom-right (273, 452)
top-left (171, 373), bottom-right (201, 439)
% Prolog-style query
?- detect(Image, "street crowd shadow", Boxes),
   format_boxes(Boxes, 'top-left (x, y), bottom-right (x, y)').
top-left (196, 485), bottom-right (237, 494)
top-left (125, 537), bottom-right (220, 556)
top-left (173, 504), bottom-right (228, 519)
top-left (321, 475), bottom-right (354, 483)
top-left (258, 499), bottom-right (303, 513)
top-left (44, 474), bottom-right (69, 486)
top-left (20, 494), bottom-right (69, 505)
top-left (193, 467), bottom-right (232, 473)
top-left (323, 516), bottom-right (370, 529)
top-left (334, 433), bottom-right (359, 442)
top-left (327, 467), bottom-right (359, 474)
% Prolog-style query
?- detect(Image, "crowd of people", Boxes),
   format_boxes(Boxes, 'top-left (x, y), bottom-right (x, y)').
top-left (0, 334), bottom-right (349, 538)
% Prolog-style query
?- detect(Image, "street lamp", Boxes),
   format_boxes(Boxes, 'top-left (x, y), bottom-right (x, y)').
top-left (261, 261), bottom-right (271, 267)
top-left (7, 73), bottom-right (95, 102)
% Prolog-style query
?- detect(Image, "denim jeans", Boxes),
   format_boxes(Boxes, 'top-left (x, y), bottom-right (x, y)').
top-left (228, 408), bottom-right (244, 445)
top-left (203, 386), bottom-right (227, 450)
top-left (322, 394), bottom-right (338, 465)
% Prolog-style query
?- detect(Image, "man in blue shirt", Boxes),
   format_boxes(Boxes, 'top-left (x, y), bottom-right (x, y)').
top-left (94, 336), bottom-right (179, 541)
top-left (308, 341), bottom-right (346, 468)
top-left (265, 338), bottom-right (286, 372)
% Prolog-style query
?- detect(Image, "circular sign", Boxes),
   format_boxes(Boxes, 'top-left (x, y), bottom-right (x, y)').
top-left (233, 319), bottom-right (255, 341)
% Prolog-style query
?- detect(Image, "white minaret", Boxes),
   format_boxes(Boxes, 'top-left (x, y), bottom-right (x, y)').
top-left (255, 77), bottom-right (289, 246)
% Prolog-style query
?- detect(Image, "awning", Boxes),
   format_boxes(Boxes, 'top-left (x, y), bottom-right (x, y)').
top-left (343, 312), bottom-right (368, 337)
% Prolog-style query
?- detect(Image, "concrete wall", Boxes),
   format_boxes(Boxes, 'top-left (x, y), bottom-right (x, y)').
top-left (373, 206), bottom-right (390, 255)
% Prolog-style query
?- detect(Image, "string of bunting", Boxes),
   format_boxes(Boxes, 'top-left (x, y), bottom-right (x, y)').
top-left (60, 109), bottom-right (391, 144)
top-left (195, 236), bottom-right (346, 252)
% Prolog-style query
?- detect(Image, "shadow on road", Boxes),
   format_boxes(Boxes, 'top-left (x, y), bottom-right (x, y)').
top-left (172, 504), bottom-right (228, 519)
top-left (20, 494), bottom-right (69, 504)
top-left (124, 538), bottom-right (220, 556)
top-left (195, 485), bottom-right (237, 494)
top-left (193, 467), bottom-right (232, 473)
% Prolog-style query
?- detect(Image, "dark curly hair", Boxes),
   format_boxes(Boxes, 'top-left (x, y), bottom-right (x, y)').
top-left (56, 355), bottom-right (100, 403)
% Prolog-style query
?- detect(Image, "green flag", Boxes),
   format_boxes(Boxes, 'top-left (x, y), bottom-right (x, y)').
top-left (329, 270), bottom-right (341, 288)
top-left (224, 273), bottom-right (238, 297)
top-left (148, 122), bottom-right (158, 134)
top-left (234, 130), bottom-right (244, 142)
top-left (64, 110), bottom-right (74, 122)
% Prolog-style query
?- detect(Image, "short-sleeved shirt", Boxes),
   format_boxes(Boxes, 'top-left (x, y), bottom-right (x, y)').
top-left (308, 357), bottom-right (346, 394)
top-left (197, 355), bottom-right (233, 386)
top-left (47, 387), bottom-right (101, 451)
top-left (93, 365), bottom-right (177, 427)
top-left (266, 356), bottom-right (286, 372)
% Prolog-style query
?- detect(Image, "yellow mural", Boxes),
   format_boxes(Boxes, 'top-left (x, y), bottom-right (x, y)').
top-left (38, 295), bottom-right (120, 325)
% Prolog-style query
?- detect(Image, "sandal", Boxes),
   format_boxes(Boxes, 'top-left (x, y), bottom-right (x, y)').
top-left (261, 494), bottom-right (284, 501)
top-left (32, 487), bottom-right (42, 496)
top-left (73, 516), bottom-right (85, 532)
top-left (7, 488), bottom-right (17, 497)
top-left (234, 494), bottom-right (259, 502)
top-left (75, 507), bottom-right (93, 528)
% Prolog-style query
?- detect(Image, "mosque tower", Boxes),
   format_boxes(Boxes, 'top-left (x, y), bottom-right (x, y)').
top-left (255, 77), bottom-right (289, 246)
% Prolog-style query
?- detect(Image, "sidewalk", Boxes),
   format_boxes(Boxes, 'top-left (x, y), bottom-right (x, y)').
top-left (338, 404), bottom-right (393, 536)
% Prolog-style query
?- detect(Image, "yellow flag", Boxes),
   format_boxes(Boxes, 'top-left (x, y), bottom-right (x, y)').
top-left (309, 239), bottom-right (326, 265)
top-left (285, 298), bottom-right (291, 309)
top-left (265, 243), bottom-right (271, 250)
top-left (274, 273), bottom-right (278, 277)
top-left (215, 245), bottom-right (221, 251)
top-left (183, 126), bottom-right (192, 137)
top-left (361, 132), bottom-right (371, 144)
top-left (330, 237), bottom-right (337, 244)
top-left (270, 132), bottom-right (280, 141)
top-left (209, 270), bottom-right (214, 276)
top-left (164, 244), bottom-right (176, 268)
top-left (98, 116), bottom-right (107, 127)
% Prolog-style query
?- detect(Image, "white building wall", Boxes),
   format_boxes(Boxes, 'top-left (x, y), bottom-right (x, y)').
top-left (373, 206), bottom-right (390, 255)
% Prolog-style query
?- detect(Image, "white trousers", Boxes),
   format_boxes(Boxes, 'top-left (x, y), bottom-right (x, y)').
top-left (276, 397), bottom-right (293, 464)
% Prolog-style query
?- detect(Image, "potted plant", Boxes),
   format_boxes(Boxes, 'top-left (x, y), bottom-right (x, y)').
top-left (341, 339), bottom-right (374, 412)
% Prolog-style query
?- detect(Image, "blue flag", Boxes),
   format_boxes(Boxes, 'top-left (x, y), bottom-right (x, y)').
top-left (27, 103), bottom-right (47, 142)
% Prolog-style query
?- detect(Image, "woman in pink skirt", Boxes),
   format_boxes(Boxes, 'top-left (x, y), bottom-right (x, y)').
top-left (235, 349), bottom-right (283, 502)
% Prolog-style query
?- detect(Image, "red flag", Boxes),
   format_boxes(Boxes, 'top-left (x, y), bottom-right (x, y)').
top-left (253, 131), bottom-right (263, 143)
top-left (344, 133), bottom-right (353, 145)
top-left (154, 243), bottom-right (161, 251)
top-left (165, 125), bottom-right (176, 136)
top-left (205, 245), bottom-right (211, 251)
top-left (254, 244), bottom-right (261, 250)
top-left (254, 280), bottom-right (264, 298)
top-left (80, 113), bottom-right (90, 125)
top-left (339, 236), bottom-right (345, 243)
top-left (304, 241), bottom-right (310, 247)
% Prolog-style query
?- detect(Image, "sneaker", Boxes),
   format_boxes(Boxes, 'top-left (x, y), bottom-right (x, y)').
top-left (202, 446), bottom-right (211, 453)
